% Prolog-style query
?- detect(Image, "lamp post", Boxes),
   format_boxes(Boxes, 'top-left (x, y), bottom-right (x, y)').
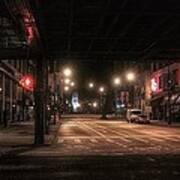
top-left (99, 87), bottom-right (104, 114)
top-left (99, 86), bottom-right (107, 119)
top-left (61, 67), bottom-right (73, 114)
top-left (63, 68), bottom-right (72, 77)
top-left (113, 77), bottom-right (121, 116)
top-left (126, 72), bottom-right (136, 108)
top-left (89, 82), bottom-right (94, 89)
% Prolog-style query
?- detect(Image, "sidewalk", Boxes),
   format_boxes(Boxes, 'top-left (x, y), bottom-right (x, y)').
top-left (0, 120), bottom-right (61, 157)
top-left (150, 120), bottom-right (180, 128)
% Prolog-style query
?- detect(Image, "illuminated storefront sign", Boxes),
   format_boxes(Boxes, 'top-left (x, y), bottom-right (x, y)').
top-left (151, 78), bottom-right (158, 92)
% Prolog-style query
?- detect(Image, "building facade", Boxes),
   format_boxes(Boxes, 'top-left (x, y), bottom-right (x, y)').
top-left (0, 60), bottom-right (35, 127)
top-left (150, 62), bottom-right (180, 121)
top-left (133, 62), bottom-right (180, 121)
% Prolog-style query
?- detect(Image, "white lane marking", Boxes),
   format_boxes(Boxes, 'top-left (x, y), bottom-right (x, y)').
top-left (132, 137), bottom-right (149, 143)
top-left (119, 137), bottom-right (132, 143)
top-left (90, 139), bottom-right (98, 143)
top-left (74, 139), bottom-right (81, 144)
top-left (57, 136), bottom-right (135, 140)
top-left (146, 137), bottom-right (164, 142)
top-left (57, 139), bottom-right (64, 143)
top-left (79, 122), bottom-right (107, 138)
top-left (106, 138), bottom-right (114, 143)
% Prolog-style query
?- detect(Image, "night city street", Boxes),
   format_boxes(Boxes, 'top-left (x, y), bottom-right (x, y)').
top-left (0, 0), bottom-right (180, 179)
top-left (26, 115), bottom-right (180, 156)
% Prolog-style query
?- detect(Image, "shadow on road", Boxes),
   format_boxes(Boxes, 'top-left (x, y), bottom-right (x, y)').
top-left (0, 154), bottom-right (180, 180)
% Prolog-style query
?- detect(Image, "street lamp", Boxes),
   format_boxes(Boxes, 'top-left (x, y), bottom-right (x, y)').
top-left (93, 102), bottom-right (98, 108)
top-left (113, 77), bottom-right (121, 86)
top-left (126, 72), bottom-right (136, 108)
top-left (64, 86), bottom-right (69, 92)
top-left (99, 86), bottom-right (104, 93)
top-left (89, 82), bottom-right (94, 88)
top-left (99, 86), bottom-right (107, 119)
top-left (70, 81), bottom-right (75, 87)
top-left (113, 77), bottom-right (121, 116)
top-left (126, 72), bottom-right (135, 82)
top-left (63, 68), bottom-right (72, 77)
top-left (64, 78), bottom-right (70, 85)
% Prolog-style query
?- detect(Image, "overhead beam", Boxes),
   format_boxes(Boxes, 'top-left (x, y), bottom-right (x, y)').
top-left (0, 48), bottom-right (38, 59)
top-left (67, 0), bottom-right (74, 53)
top-left (86, 0), bottom-right (111, 55)
top-left (137, 18), bottom-right (180, 61)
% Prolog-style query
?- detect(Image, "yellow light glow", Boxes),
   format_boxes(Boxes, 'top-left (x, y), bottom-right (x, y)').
top-left (89, 82), bottom-right (94, 88)
top-left (70, 82), bottom-right (75, 87)
top-left (93, 102), bottom-right (98, 108)
top-left (64, 86), bottom-right (69, 91)
top-left (113, 77), bottom-right (121, 85)
top-left (126, 72), bottom-right (135, 81)
top-left (99, 87), bottom-right (104, 93)
top-left (64, 78), bottom-right (70, 84)
top-left (63, 68), bottom-right (72, 77)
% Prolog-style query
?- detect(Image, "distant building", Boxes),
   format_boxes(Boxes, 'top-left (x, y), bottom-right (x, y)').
top-left (150, 62), bottom-right (180, 121)
top-left (133, 62), bottom-right (180, 121)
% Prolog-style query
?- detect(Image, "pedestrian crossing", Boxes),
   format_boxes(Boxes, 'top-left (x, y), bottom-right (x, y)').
top-left (56, 119), bottom-right (180, 154)
top-left (57, 135), bottom-right (180, 146)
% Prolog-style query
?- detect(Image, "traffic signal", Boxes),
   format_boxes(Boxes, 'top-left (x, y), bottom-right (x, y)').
top-left (19, 75), bottom-right (34, 91)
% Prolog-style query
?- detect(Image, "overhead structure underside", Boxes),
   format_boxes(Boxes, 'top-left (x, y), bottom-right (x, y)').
top-left (1, 0), bottom-right (180, 62)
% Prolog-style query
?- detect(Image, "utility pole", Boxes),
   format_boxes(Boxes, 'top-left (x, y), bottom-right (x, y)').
top-left (100, 93), bottom-right (108, 119)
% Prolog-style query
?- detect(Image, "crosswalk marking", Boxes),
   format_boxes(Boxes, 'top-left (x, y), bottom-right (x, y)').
top-left (74, 139), bottom-right (81, 144)
top-left (58, 139), bottom-right (64, 143)
top-left (90, 139), bottom-right (98, 143)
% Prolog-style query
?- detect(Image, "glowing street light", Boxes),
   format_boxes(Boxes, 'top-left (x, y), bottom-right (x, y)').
top-left (99, 86), bottom-right (104, 93)
top-left (93, 102), bottom-right (98, 108)
top-left (63, 68), bottom-right (72, 77)
top-left (113, 77), bottom-right (121, 86)
top-left (70, 81), bottom-right (75, 87)
top-left (64, 86), bottom-right (69, 92)
top-left (126, 72), bottom-right (135, 81)
top-left (64, 78), bottom-right (70, 85)
top-left (89, 82), bottom-right (94, 88)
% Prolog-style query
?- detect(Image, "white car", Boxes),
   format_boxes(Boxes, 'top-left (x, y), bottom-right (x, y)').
top-left (126, 109), bottom-right (142, 123)
top-left (134, 114), bottom-right (150, 124)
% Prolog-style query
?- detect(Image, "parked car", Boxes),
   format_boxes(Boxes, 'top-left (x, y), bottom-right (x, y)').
top-left (127, 109), bottom-right (150, 124)
top-left (126, 109), bottom-right (142, 123)
top-left (134, 114), bottom-right (150, 124)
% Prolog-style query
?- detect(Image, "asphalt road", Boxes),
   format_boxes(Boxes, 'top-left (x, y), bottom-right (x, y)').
top-left (54, 116), bottom-right (180, 155)
top-left (1, 115), bottom-right (180, 180)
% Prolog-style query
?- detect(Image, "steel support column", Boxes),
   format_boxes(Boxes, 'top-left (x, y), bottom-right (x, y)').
top-left (9, 80), bottom-right (13, 122)
top-left (2, 74), bottom-right (6, 126)
top-left (34, 58), bottom-right (45, 144)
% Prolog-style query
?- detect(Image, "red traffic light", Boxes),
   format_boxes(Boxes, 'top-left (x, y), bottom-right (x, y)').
top-left (19, 75), bottom-right (34, 91)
